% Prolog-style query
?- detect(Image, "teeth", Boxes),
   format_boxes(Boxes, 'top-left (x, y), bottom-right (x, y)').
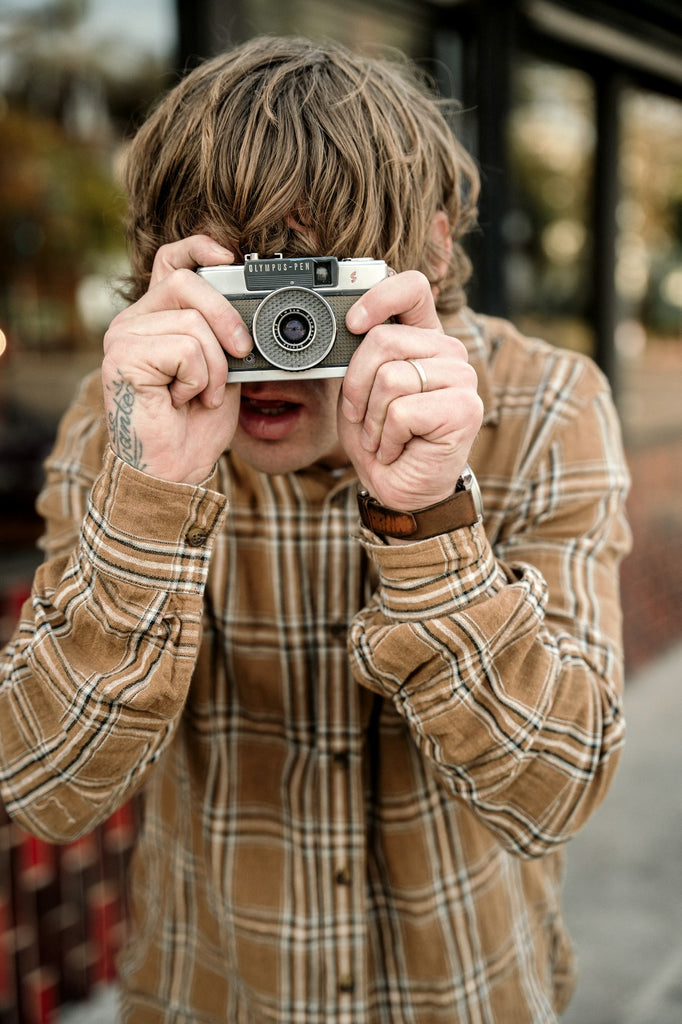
top-left (258, 405), bottom-right (288, 416)
top-left (246, 399), bottom-right (291, 416)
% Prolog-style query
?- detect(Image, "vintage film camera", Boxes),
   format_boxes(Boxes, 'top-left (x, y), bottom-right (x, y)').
top-left (197, 253), bottom-right (389, 382)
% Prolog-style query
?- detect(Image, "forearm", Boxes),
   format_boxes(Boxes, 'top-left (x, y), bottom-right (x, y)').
top-left (349, 517), bottom-right (628, 858)
top-left (0, 448), bottom-right (226, 841)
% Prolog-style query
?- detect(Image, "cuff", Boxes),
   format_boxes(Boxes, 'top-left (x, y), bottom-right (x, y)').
top-left (80, 448), bottom-right (228, 593)
top-left (358, 521), bottom-right (508, 619)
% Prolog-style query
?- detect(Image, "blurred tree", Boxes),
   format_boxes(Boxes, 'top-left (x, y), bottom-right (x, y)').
top-left (0, 0), bottom-right (174, 353)
top-left (0, 106), bottom-right (126, 350)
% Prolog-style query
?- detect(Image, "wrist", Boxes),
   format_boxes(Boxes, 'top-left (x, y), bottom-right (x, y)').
top-left (357, 466), bottom-right (483, 542)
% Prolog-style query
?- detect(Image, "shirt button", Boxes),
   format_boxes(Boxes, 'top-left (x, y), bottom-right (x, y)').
top-left (186, 525), bottom-right (209, 547)
top-left (329, 620), bottom-right (347, 641)
top-left (335, 866), bottom-right (352, 886)
top-left (332, 750), bottom-right (350, 768)
top-left (338, 976), bottom-right (355, 994)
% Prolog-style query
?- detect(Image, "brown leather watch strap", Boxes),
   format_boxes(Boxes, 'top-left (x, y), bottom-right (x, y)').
top-left (357, 486), bottom-right (480, 540)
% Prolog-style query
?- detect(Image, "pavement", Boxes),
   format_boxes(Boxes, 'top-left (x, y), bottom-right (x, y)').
top-left (61, 641), bottom-right (682, 1024)
top-left (561, 639), bottom-right (682, 1024)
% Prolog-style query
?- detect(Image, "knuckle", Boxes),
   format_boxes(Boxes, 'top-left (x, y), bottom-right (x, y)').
top-left (393, 268), bottom-right (425, 292)
top-left (153, 239), bottom-right (183, 264)
top-left (402, 269), bottom-right (430, 290)
top-left (176, 333), bottom-right (203, 361)
top-left (102, 319), bottom-right (128, 354)
top-left (449, 335), bottom-right (469, 359)
top-left (461, 362), bottom-right (479, 389)
top-left (172, 266), bottom-right (199, 291)
top-left (463, 389), bottom-right (484, 425)
top-left (182, 306), bottom-right (209, 335)
top-left (374, 360), bottom-right (403, 393)
top-left (367, 324), bottom-right (395, 353)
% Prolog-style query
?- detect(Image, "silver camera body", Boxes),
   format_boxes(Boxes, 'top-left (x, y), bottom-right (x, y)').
top-left (197, 253), bottom-right (389, 382)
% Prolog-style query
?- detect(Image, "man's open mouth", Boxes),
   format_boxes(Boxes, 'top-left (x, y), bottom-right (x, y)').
top-left (237, 392), bottom-right (307, 441)
top-left (240, 396), bottom-right (300, 416)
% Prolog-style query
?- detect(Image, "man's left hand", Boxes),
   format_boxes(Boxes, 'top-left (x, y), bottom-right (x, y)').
top-left (339, 270), bottom-right (483, 512)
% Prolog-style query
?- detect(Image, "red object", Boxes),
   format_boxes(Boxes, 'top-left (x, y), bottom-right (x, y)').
top-left (8, 582), bottom-right (31, 620)
top-left (17, 832), bottom-right (56, 891)
top-left (88, 882), bottom-right (121, 983)
top-left (60, 833), bottom-right (97, 873)
top-left (0, 895), bottom-right (14, 1008)
top-left (103, 803), bottom-right (135, 853)
top-left (23, 967), bottom-right (58, 1024)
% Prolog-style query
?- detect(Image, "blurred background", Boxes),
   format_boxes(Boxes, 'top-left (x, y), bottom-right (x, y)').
top-left (0, 1), bottom-right (680, 1022)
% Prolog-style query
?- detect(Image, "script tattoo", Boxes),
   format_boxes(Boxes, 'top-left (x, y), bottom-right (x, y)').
top-left (107, 375), bottom-right (147, 471)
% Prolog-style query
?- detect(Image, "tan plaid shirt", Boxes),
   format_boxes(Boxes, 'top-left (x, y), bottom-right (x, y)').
top-left (0, 312), bottom-right (631, 1023)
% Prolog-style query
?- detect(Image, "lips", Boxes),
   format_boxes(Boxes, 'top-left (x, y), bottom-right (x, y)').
top-left (238, 389), bottom-right (305, 440)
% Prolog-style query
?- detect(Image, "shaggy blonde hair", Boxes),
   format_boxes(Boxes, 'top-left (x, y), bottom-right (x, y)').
top-left (122, 35), bottom-right (479, 313)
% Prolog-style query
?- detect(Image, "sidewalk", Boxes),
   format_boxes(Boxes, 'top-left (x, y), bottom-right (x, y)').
top-left (561, 640), bottom-right (682, 1024)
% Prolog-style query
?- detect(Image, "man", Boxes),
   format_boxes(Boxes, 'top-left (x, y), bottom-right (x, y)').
top-left (0, 35), bottom-right (631, 1023)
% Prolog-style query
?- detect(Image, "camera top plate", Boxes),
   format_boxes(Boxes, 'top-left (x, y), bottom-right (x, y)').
top-left (197, 254), bottom-right (388, 296)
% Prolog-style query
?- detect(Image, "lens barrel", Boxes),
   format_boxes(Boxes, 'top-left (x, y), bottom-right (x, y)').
top-left (252, 287), bottom-right (337, 371)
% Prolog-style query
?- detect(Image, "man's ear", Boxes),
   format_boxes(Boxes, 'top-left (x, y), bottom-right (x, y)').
top-left (426, 210), bottom-right (453, 290)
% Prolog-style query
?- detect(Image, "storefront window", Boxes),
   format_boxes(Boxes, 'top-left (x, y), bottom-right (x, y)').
top-left (616, 87), bottom-right (682, 446)
top-left (243, 0), bottom-right (430, 53)
top-left (505, 58), bottom-right (682, 447)
top-left (506, 58), bottom-right (596, 355)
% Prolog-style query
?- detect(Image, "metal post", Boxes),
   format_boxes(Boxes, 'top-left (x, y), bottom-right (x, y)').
top-left (592, 68), bottom-right (622, 395)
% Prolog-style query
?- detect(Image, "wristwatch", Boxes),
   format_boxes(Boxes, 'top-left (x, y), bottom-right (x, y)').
top-left (357, 466), bottom-right (483, 540)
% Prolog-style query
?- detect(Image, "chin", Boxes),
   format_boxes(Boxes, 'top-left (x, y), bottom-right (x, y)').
top-left (229, 433), bottom-right (336, 476)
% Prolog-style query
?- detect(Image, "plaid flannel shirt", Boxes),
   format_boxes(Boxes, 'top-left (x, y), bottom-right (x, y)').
top-left (0, 312), bottom-right (631, 1023)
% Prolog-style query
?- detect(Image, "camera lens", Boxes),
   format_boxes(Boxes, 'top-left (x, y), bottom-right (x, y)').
top-left (273, 306), bottom-right (316, 351)
top-left (252, 287), bottom-right (336, 371)
top-left (278, 312), bottom-right (311, 348)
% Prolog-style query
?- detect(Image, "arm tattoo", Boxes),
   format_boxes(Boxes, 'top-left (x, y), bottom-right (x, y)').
top-left (107, 375), bottom-right (147, 471)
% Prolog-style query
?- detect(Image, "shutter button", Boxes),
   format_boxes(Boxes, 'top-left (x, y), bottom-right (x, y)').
top-left (186, 525), bottom-right (209, 547)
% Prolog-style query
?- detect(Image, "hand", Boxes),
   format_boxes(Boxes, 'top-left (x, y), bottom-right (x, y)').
top-left (338, 271), bottom-right (483, 511)
top-left (102, 235), bottom-right (253, 484)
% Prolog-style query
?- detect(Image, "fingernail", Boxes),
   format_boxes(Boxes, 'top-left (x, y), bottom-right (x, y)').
top-left (211, 385), bottom-right (225, 408)
top-left (346, 302), bottom-right (368, 333)
top-left (210, 242), bottom-right (234, 261)
top-left (233, 325), bottom-right (253, 357)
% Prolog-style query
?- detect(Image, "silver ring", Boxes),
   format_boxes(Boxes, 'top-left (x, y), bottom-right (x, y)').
top-left (407, 358), bottom-right (428, 393)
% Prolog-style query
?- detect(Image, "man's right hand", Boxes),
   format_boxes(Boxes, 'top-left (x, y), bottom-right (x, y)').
top-left (101, 234), bottom-right (252, 485)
